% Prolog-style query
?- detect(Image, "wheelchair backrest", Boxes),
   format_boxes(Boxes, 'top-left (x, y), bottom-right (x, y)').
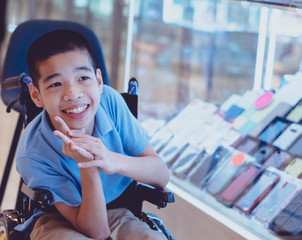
top-left (1, 19), bottom-right (111, 121)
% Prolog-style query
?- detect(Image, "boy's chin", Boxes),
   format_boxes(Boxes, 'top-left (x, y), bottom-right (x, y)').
top-left (69, 127), bottom-right (86, 133)
top-left (67, 120), bottom-right (93, 134)
top-left (66, 122), bottom-right (88, 130)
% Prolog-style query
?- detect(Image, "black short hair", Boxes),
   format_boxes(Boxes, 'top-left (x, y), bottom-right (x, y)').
top-left (27, 30), bottom-right (96, 87)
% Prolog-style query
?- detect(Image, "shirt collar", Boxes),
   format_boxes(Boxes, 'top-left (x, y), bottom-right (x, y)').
top-left (94, 105), bottom-right (113, 137)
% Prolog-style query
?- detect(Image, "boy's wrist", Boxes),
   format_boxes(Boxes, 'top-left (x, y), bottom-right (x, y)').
top-left (80, 166), bottom-right (100, 178)
top-left (109, 151), bottom-right (124, 175)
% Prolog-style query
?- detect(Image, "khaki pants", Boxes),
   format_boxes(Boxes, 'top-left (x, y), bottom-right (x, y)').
top-left (30, 208), bottom-right (166, 240)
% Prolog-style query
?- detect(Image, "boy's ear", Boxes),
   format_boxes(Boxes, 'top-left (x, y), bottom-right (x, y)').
top-left (96, 68), bottom-right (103, 93)
top-left (29, 83), bottom-right (44, 108)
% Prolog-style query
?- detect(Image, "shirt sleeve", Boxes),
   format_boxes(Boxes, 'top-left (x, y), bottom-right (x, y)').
top-left (16, 156), bottom-right (82, 207)
top-left (101, 86), bottom-right (150, 156)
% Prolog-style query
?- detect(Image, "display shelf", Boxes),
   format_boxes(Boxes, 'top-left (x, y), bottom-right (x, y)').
top-left (167, 175), bottom-right (280, 240)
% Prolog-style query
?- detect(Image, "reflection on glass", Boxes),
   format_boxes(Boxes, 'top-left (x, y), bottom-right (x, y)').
top-left (129, 0), bottom-right (302, 120)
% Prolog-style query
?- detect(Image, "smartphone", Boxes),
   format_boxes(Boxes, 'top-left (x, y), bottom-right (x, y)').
top-left (251, 144), bottom-right (275, 163)
top-left (284, 158), bottom-right (302, 177)
top-left (286, 99), bottom-right (302, 123)
top-left (234, 171), bottom-right (280, 214)
top-left (273, 123), bottom-right (302, 150)
top-left (254, 181), bottom-right (298, 223)
top-left (188, 146), bottom-right (231, 188)
top-left (263, 149), bottom-right (293, 169)
top-left (218, 163), bottom-right (263, 207)
top-left (288, 136), bottom-right (302, 158)
top-left (258, 118), bottom-right (289, 144)
top-left (234, 136), bottom-right (259, 154)
top-left (269, 190), bottom-right (302, 237)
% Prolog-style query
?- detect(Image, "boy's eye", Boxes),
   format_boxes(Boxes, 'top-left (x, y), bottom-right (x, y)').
top-left (79, 76), bottom-right (90, 81)
top-left (48, 82), bottom-right (61, 88)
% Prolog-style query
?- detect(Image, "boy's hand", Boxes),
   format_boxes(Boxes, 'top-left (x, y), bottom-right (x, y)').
top-left (67, 131), bottom-right (119, 175)
top-left (52, 116), bottom-right (118, 174)
top-left (53, 116), bottom-right (94, 162)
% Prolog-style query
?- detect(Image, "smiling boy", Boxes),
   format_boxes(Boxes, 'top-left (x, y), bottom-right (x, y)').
top-left (16, 30), bottom-right (169, 240)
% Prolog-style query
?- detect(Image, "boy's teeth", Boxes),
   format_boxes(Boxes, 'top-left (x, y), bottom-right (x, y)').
top-left (65, 105), bottom-right (88, 114)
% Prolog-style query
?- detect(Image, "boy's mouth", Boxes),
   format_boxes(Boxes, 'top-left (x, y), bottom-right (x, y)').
top-left (62, 104), bottom-right (89, 114)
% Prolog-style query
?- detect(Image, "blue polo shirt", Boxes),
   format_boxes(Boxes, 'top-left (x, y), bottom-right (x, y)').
top-left (15, 85), bottom-right (149, 230)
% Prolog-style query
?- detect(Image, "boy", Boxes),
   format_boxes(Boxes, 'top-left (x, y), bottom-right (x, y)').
top-left (15, 29), bottom-right (170, 240)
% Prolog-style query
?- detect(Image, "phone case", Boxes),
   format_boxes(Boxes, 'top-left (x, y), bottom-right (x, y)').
top-left (249, 102), bottom-right (292, 138)
top-left (251, 144), bottom-right (275, 163)
top-left (188, 146), bottom-right (232, 188)
top-left (286, 99), bottom-right (302, 123)
top-left (269, 190), bottom-right (302, 237)
top-left (288, 136), bottom-right (302, 158)
top-left (218, 163), bottom-right (263, 207)
top-left (234, 136), bottom-right (259, 154)
top-left (263, 149), bottom-right (293, 169)
top-left (225, 104), bottom-right (244, 122)
top-left (284, 158), bottom-right (302, 178)
top-left (280, 208), bottom-right (302, 237)
top-left (171, 144), bottom-right (201, 170)
top-left (258, 118), bottom-right (290, 144)
top-left (158, 137), bottom-right (189, 167)
top-left (173, 149), bottom-right (208, 179)
top-left (234, 170), bottom-right (280, 214)
top-left (273, 123), bottom-right (302, 150)
top-left (254, 181), bottom-right (298, 223)
top-left (206, 159), bottom-right (249, 196)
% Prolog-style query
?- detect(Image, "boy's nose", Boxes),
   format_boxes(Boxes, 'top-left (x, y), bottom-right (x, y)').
top-left (63, 86), bottom-right (83, 101)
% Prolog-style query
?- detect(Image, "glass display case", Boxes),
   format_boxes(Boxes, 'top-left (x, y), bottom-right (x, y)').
top-left (125, 0), bottom-right (302, 121)
top-left (1, 0), bottom-right (302, 238)
top-left (126, 0), bottom-right (302, 239)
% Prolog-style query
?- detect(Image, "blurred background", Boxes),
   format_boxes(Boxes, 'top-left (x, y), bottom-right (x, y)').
top-left (1, 0), bottom-right (302, 121)
top-left (1, 2), bottom-right (302, 238)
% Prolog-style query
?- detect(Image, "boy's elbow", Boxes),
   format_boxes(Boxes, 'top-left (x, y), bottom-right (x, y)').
top-left (97, 232), bottom-right (111, 240)
top-left (162, 169), bottom-right (170, 188)
top-left (88, 227), bottom-right (110, 240)
top-left (77, 220), bottom-right (110, 240)
top-left (102, 228), bottom-right (111, 240)
top-left (156, 165), bottom-right (170, 189)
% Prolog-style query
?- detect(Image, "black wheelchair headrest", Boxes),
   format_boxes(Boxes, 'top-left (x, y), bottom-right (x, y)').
top-left (1, 19), bottom-right (110, 113)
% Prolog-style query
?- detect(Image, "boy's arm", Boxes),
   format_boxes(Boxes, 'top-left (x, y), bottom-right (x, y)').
top-left (70, 130), bottom-right (170, 188)
top-left (53, 120), bottom-right (110, 239)
top-left (113, 143), bottom-right (170, 188)
top-left (55, 168), bottom-right (110, 240)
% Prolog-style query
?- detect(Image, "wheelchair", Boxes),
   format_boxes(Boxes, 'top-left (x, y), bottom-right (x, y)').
top-left (0, 20), bottom-right (175, 240)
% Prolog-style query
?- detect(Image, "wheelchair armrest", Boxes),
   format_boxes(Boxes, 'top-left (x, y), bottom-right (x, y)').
top-left (21, 183), bottom-right (53, 211)
top-left (136, 183), bottom-right (175, 209)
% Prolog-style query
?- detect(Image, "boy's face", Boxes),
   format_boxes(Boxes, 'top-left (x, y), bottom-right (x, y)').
top-left (29, 50), bottom-right (103, 135)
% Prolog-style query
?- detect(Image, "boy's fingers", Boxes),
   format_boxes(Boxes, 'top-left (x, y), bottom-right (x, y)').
top-left (78, 160), bottom-right (102, 168)
top-left (69, 130), bottom-right (99, 142)
top-left (71, 143), bottom-right (94, 160)
top-left (54, 116), bottom-right (71, 134)
top-left (53, 130), bottom-right (72, 144)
